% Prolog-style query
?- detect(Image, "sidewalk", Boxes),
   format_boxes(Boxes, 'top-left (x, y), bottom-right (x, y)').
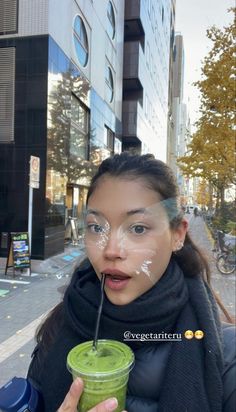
top-left (188, 214), bottom-right (235, 316)
top-left (0, 217), bottom-right (235, 387)
top-left (0, 243), bottom-right (85, 386)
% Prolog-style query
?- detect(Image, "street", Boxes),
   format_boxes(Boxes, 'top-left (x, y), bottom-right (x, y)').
top-left (0, 215), bottom-right (235, 387)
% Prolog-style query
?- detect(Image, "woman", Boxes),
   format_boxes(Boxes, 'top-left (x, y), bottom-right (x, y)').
top-left (28, 153), bottom-right (236, 412)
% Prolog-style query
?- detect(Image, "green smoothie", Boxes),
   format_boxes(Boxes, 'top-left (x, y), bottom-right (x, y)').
top-left (67, 340), bottom-right (134, 412)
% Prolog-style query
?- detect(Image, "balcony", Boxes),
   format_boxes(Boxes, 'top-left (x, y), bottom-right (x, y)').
top-left (122, 100), bottom-right (149, 142)
top-left (124, 0), bottom-right (145, 40)
top-left (123, 41), bottom-right (145, 91)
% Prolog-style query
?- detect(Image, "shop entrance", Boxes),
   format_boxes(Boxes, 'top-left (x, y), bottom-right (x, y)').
top-left (65, 184), bottom-right (88, 243)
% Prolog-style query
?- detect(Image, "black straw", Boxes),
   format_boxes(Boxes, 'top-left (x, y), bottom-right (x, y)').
top-left (93, 273), bottom-right (106, 351)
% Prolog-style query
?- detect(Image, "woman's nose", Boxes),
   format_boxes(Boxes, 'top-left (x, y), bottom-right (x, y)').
top-left (103, 232), bottom-right (127, 260)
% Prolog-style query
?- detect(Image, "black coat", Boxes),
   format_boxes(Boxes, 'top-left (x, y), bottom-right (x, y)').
top-left (28, 320), bottom-right (236, 412)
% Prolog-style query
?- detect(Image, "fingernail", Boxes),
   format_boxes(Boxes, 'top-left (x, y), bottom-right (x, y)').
top-left (105, 397), bottom-right (118, 411)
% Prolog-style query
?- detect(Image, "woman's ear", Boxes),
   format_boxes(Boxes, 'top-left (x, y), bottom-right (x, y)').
top-left (172, 219), bottom-right (188, 252)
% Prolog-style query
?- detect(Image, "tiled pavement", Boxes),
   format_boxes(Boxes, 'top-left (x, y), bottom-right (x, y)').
top-left (0, 217), bottom-right (235, 387)
top-left (187, 214), bottom-right (236, 316)
top-left (0, 246), bottom-right (85, 386)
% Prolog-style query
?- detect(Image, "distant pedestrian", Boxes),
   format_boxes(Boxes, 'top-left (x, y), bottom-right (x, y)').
top-left (27, 153), bottom-right (236, 412)
top-left (194, 207), bottom-right (198, 217)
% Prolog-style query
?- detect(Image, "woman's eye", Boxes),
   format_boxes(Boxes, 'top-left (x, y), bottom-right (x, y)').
top-left (87, 224), bottom-right (104, 233)
top-left (130, 225), bottom-right (147, 235)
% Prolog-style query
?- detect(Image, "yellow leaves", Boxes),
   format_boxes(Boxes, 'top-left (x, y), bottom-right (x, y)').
top-left (178, 8), bottom-right (236, 190)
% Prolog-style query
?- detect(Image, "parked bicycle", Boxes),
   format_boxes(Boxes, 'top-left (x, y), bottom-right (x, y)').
top-left (212, 230), bottom-right (236, 275)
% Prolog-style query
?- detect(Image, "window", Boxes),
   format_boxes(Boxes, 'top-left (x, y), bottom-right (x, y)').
top-left (105, 66), bottom-right (114, 103)
top-left (104, 126), bottom-right (114, 153)
top-left (70, 95), bottom-right (89, 159)
top-left (73, 16), bottom-right (89, 67)
top-left (0, 47), bottom-right (15, 142)
top-left (0, 0), bottom-right (18, 34)
top-left (114, 137), bottom-right (121, 154)
top-left (107, 1), bottom-right (115, 40)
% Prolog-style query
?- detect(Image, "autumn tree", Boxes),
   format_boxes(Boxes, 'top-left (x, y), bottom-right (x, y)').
top-left (178, 8), bottom-right (235, 211)
top-left (195, 179), bottom-right (211, 207)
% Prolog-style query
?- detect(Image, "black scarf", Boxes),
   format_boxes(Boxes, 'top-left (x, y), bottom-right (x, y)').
top-left (64, 258), bottom-right (224, 412)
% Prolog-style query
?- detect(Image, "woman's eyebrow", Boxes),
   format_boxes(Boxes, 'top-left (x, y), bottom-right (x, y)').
top-left (86, 209), bottom-right (102, 217)
top-left (86, 207), bottom-right (151, 217)
top-left (126, 208), bottom-right (149, 216)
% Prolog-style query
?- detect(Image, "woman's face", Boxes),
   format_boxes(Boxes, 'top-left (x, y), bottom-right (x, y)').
top-left (85, 176), bottom-right (187, 305)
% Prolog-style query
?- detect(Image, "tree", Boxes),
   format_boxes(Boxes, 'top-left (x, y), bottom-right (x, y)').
top-left (178, 8), bottom-right (235, 210)
top-left (195, 179), bottom-right (211, 207)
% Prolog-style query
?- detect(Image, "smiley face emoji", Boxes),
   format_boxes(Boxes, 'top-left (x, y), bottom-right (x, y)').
top-left (195, 330), bottom-right (204, 339)
top-left (184, 330), bottom-right (194, 340)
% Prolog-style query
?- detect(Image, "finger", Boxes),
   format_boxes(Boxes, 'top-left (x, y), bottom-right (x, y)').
top-left (88, 397), bottom-right (118, 412)
top-left (58, 378), bottom-right (84, 411)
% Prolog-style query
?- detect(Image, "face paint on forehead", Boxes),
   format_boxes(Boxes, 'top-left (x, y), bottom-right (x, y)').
top-left (138, 198), bottom-right (181, 221)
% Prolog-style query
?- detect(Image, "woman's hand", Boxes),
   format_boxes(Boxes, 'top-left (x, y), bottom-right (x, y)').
top-left (58, 377), bottom-right (127, 412)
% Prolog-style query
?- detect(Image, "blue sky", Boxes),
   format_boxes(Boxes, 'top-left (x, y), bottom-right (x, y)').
top-left (175, 0), bottom-right (234, 125)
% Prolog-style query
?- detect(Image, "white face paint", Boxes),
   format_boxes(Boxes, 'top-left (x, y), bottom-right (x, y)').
top-left (85, 176), bottom-right (187, 305)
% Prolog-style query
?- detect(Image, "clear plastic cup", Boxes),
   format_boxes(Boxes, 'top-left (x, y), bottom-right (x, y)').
top-left (67, 339), bottom-right (135, 412)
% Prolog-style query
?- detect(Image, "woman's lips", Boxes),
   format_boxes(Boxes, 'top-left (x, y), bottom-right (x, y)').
top-left (105, 276), bottom-right (131, 291)
top-left (101, 270), bottom-right (131, 291)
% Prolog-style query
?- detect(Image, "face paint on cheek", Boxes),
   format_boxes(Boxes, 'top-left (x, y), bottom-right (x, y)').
top-left (140, 259), bottom-right (153, 278)
top-left (129, 249), bottom-right (157, 282)
top-left (96, 232), bottom-right (109, 250)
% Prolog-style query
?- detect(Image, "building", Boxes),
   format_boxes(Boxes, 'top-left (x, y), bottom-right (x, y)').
top-left (0, 0), bottom-right (124, 259)
top-left (167, 32), bottom-right (189, 202)
top-left (122, 0), bottom-right (175, 160)
top-left (167, 33), bottom-right (184, 173)
top-left (166, 0), bottom-right (176, 166)
top-left (0, 0), bottom-right (175, 259)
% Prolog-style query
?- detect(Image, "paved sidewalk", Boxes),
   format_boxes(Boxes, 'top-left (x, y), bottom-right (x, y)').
top-left (0, 217), bottom-right (235, 387)
top-left (188, 214), bottom-right (235, 316)
top-left (0, 244), bottom-right (85, 386)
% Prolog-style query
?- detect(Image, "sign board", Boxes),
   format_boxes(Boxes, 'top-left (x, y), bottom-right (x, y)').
top-left (5, 232), bottom-right (31, 276)
top-left (29, 156), bottom-right (40, 189)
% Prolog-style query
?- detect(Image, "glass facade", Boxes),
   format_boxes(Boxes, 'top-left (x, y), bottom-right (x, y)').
top-left (123, 0), bottom-right (172, 160)
top-left (0, 34), bottom-right (121, 259)
top-left (70, 95), bottom-right (89, 160)
top-left (45, 37), bottom-right (120, 257)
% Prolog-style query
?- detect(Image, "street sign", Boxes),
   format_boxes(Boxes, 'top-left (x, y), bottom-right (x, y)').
top-left (5, 232), bottom-right (31, 276)
top-left (29, 156), bottom-right (40, 188)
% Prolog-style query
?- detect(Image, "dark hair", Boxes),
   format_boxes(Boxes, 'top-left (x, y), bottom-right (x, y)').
top-left (35, 153), bottom-right (233, 352)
